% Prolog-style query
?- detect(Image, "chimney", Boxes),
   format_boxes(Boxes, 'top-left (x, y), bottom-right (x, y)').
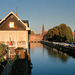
top-left (15, 13), bottom-right (17, 16)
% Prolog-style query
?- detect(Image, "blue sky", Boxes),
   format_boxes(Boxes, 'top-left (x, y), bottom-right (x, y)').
top-left (0, 0), bottom-right (75, 34)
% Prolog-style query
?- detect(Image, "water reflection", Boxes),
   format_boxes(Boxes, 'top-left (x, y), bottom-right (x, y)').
top-left (44, 45), bottom-right (69, 62)
top-left (30, 43), bottom-right (69, 62)
top-left (30, 43), bottom-right (43, 49)
top-left (30, 43), bottom-right (75, 75)
top-left (30, 43), bottom-right (43, 54)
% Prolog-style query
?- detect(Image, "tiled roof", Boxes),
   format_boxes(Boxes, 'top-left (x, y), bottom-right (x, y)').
top-left (0, 19), bottom-right (28, 23)
top-left (22, 20), bottom-right (28, 23)
top-left (0, 12), bottom-right (30, 31)
top-left (22, 20), bottom-right (29, 27)
top-left (72, 32), bottom-right (75, 35)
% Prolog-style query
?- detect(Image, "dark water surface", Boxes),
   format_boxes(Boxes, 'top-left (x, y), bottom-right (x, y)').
top-left (30, 43), bottom-right (75, 75)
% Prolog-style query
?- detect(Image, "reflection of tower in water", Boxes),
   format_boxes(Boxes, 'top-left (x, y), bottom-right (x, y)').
top-left (42, 45), bottom-right (45, 56)
top-left (30, 43), bottom-right (43, 49)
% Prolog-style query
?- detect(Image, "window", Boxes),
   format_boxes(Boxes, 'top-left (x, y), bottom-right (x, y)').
top-left (9, 22), bottom-right (14, 28)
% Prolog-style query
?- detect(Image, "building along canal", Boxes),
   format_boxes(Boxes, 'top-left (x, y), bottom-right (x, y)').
top-left (30, 43), bottom-right (75, 75)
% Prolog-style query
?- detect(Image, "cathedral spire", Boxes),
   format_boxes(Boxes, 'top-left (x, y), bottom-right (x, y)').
top-left (42, 24), bottom-right (44, 35)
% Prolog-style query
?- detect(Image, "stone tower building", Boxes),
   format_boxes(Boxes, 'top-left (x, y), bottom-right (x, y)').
top-left (42, 24), bottom-right (44, 35)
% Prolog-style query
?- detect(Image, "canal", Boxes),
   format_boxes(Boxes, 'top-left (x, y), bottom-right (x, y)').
top-left (30, 43), bottom-right (75, 75)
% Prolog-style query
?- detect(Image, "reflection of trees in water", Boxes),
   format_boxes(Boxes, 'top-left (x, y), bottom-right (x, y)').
top-left (43, 45), bottom-right (69, 62)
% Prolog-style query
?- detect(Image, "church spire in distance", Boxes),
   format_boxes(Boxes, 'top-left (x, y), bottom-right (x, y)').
top-left (42, 24), bottom-right (44, 35)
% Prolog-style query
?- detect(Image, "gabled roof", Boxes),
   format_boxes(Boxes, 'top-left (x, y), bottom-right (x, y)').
top-left (22, 20), bottom-right (29, 27)
top-left (0, 12), bottom-right (30, 31)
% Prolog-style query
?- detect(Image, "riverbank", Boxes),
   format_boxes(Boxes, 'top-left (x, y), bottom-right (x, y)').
top-left (40, 41), bottom-right (75, 57)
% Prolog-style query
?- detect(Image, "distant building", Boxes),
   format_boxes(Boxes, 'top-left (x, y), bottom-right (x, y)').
top-left (29, 33), bottom-right (42, 42)
top-left (42, 24), bottom-right (44, 35)
top-left (72, 30), bottom-right (75, 41)
top-left (30, 31), bottom-right (35, 35)
top-left (0, 12), bottom-right (30, 50)
top-left (42, 24), bottom-right (47, 40)
top-left (29, 24), bottom-right (48, 42)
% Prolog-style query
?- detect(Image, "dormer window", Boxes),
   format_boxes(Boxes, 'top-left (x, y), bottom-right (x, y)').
top-left (9, 22), bottom-right (14, 28)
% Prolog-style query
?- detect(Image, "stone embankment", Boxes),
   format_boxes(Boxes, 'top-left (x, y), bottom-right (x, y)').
top-left (40, 41), bottom-right (75, 57)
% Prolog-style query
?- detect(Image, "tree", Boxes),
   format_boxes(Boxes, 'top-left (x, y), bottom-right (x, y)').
top-left (47, 23), bottom-right (73, 42)
top-left (47, 29), bottom-right (54, 41)
top-left (58, 24), bottom-right (73, 42)
top-left (53, 27), bottom-right (59, 35)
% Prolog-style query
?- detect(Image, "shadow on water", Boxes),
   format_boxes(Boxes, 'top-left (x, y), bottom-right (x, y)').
top-left (0, 60), bottom-right (7, 74)
top-left (1, 47), bottom-right (32, 75)
top-left (43, 45), bottom-right (69, 62)
top-left (10, 48), bottom-right (32, 75)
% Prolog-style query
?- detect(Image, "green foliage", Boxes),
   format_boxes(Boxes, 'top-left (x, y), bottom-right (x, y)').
top-left (0, 44), bottom-right (7, 63)
top-left (47, 28), bottom-right (54, 39)
top-left (47, 23), bottom-right (73, 42)
top-left (0, 44), bottom-right (7, 52)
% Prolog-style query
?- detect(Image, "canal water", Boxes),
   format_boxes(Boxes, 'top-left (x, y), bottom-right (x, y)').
top-left (30, 43), bottom-right (75, 75)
